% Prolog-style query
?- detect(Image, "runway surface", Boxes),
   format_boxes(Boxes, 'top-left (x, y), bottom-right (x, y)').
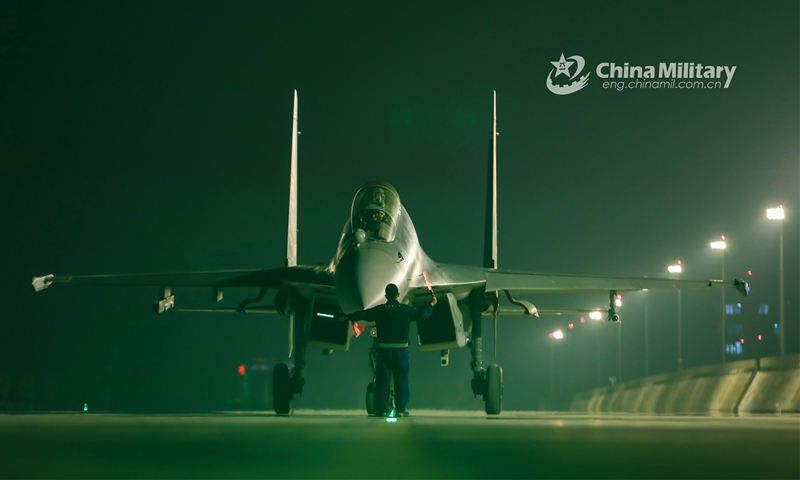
top-left (1, 410), bottom-right (798, 479)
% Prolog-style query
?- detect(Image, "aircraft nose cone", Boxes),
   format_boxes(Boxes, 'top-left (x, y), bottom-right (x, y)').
top-left (336, 246), bottom-right (405, 312)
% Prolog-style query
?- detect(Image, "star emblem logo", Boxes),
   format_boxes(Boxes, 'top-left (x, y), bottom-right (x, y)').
top-left (551, 53), bottom-right (575, 78)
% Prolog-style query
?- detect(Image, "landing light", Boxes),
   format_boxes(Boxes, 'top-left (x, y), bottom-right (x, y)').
top-left (553, 330), bottom-right (564, 339)
top-left (668, 265), bottom-right (682, 273)
top-left (589, 311), bottom-right (602, 320)
top-left (710, 241), bottom-right (726, 249)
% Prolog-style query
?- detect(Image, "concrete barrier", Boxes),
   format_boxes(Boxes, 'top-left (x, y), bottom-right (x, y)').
top-left (737, 354), bottom-right (800, 414)
top-left (569, 356), bottom-right (799, 415)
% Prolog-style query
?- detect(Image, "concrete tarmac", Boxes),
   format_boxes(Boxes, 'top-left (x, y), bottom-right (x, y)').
top-left (1, 410), bottom-right (798, 479)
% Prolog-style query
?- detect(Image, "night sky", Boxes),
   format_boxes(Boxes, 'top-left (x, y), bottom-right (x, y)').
top-left (2, 1), bottom-right (798, 412)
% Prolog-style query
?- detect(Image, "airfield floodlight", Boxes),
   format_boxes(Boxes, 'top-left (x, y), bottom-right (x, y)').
top-left (710, 241), bottom-right (726, 249)
top-left (766, 206), bottom-right (785, 219)
top-left (589, 311), bottom-right (603, 320)
top-left (668, 265), bottom-right (682, 273)
top-left (767, 205), bottom-right (785, 356)
top-left (553, 330), bottom-right (564, 339)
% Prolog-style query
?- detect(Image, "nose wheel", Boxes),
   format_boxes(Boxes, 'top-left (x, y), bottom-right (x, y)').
top-left (366, 382), bottom-right (376, 414)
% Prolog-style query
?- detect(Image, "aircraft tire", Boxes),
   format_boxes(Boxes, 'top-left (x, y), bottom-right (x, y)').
top-left (365, 382), bottom-right (376, 415)
top-left (273, 363), bottom-right (293, 415)
top-left (484, 364), bottom-right (503, 415)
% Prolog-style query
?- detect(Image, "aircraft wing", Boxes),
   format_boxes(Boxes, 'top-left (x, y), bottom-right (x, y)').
top-left (410, 264), bottom-right (748, 297)
top-left (482, 268), bottom-right (742, 294)
top-left (31, 265), bottom-right (335, 292)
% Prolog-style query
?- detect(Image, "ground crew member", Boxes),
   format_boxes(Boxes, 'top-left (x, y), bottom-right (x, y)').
top-left (344, 283), bottom-right (437, 416)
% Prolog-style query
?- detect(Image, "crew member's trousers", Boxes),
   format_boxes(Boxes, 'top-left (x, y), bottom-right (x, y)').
top-left (375, 347), bottom-right (409, 414)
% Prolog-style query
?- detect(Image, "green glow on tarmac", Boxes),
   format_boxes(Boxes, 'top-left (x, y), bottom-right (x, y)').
top-left (386, 409), bottom-right (397, 422)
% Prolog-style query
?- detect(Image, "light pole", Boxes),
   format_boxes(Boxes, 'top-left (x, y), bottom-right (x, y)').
top-left (643, 289), bottom-right (649, 377)
top-left (615, 294), bottom-right (623, 382)
top-left (589, 310), bottom-right (603, 386)
top-left (767, 206), bottom-right (785, 356)
top-left (669, 261), bottom-right (683, 370)
top-left (711, 237), bottom-right (727, 363)
top-left (548, 330), bottom-right (563, 402)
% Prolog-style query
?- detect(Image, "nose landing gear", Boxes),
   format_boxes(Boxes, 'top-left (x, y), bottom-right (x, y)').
top-left (365, 341), bottom-right (395, 415)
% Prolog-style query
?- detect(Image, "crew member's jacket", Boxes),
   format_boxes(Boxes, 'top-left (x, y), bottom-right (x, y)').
top-left (345, 299), bottom-right (434, 347)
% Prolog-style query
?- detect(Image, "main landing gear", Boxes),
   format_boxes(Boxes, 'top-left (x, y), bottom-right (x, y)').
top-left (467, 290), bottom-right (503, 414)
top-left (272, 288), bottom-right (308, 415)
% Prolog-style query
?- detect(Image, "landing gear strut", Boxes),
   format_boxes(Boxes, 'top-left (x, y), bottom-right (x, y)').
top-left (273, 289), bottom-right (308, 414)
top-left (468, 290), bottom-right (503, 415)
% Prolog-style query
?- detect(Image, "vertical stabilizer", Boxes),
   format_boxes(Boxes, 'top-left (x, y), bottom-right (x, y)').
top-left (483, 91), bottom-right (498, 269)
top-left (286, 90), bottom-right (299, 267)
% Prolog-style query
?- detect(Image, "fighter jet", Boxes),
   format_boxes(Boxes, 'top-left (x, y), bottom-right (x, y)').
top-left (31, 90), bottom-right (749, 415)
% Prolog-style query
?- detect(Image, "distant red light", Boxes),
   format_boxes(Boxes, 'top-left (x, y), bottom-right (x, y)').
top-left (238, 364), bottom-right (246, 376)
top-left (721, 235), bottom-right (725, 240)
top-left (740, 339), bottom-right (745, 344)
top-left (580, 317), bottom-right (586, 323)
top-left (748, 270), bottom-right (752, 276)
top-left (549, 333), bottom-right (554, 339)
top-left (568, 323), bottom-right (574, 329)
top-left (677, 260), bottom-right (682, 265)
top-left (758, 335), bottom-right (762, 341)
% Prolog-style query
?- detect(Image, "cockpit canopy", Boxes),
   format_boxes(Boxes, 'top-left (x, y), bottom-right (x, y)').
top-left (351, 181), bottom-right (401, 242)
